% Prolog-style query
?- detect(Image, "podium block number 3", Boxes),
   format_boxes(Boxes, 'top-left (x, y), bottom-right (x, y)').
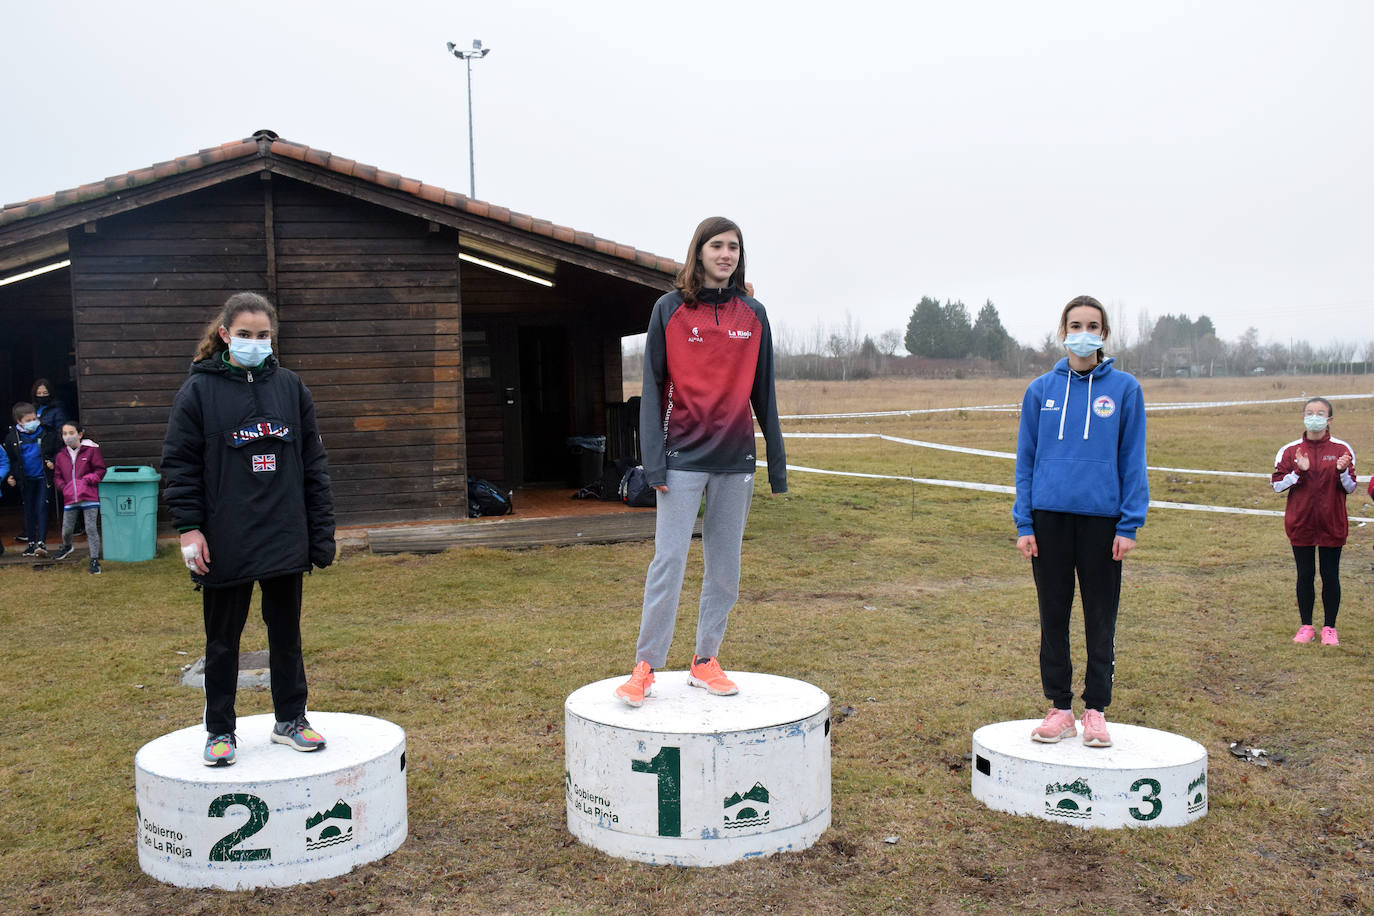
top-left (208, 793), bottom-right (271, 862)
top-left (1128, 778), bottom-right (1163, 822)
top-left (631, 746), bottom-right (681, 837)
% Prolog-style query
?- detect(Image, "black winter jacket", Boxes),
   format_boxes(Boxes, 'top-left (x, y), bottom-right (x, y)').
top-left (161, 353), bottom-right (335, 588)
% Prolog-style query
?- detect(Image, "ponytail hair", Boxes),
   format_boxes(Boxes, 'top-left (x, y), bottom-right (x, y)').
top-left (194, 292), bottom-right (278, 362)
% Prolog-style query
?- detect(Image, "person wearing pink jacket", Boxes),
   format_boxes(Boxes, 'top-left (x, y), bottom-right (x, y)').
top-left (52, 420), bottom-right (106, 574)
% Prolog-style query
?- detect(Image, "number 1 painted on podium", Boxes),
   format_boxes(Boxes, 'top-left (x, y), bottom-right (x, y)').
top-left (631, 746), bottom-right (681, 837)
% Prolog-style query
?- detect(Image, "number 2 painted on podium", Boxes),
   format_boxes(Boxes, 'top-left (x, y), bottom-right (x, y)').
top-left (631, 746), bottom-right (681, 837)
top-left (207, 793), bottom-right (271, 862)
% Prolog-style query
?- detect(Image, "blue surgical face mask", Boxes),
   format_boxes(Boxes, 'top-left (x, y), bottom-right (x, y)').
top-left (1303, 414), bottom-right (1328, 433)
top-left (19, 419), bottom-right (40, 434)
top-left (1064, 332), bottom-right (1104, 358)
top-left (227, 336), bottom-right (272, 367)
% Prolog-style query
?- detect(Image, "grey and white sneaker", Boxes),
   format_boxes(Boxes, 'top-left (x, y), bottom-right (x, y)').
top-left (271, 716), bottom-right (326, 752)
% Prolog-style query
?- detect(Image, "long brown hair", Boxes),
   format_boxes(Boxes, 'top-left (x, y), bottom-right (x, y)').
top-left (1057, 294), bottom-right (1110, 363)
top-left (193, 292), bottom-right (279, 362)
top-left (674, 216), bottom-right (746, 305)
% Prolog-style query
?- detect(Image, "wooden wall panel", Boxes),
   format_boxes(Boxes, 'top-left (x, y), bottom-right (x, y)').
top-left (68, 175), bottom-right (465, 525)
top-left (273, 178), bottom-right (462, 523)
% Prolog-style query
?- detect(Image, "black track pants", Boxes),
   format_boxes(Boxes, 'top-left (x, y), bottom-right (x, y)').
top-left (1030, 510), bottom-right (1122, 711)
top-left (202, 572), bottom-right (308, 736)
top-left (1292, 545), bottom-right (1342, 628)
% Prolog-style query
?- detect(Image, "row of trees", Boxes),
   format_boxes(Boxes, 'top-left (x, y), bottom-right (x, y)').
top-left (903, 297), bottom-right (1017, 362)
top-left (625, 300), bottom-right (1373, 381)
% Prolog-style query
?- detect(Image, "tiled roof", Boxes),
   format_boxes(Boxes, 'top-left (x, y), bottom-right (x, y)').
top-left (0, 130), bottom-right (680, 276)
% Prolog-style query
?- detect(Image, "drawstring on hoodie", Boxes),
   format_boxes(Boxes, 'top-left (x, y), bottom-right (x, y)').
top-left (1057, 367), bottom-right (1095, 441)
top-left (1082, 373), bottom-right (1093, 440)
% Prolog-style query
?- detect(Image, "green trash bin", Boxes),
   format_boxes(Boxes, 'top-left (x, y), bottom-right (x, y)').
top-left (98, 466), bottom-right (162, 562)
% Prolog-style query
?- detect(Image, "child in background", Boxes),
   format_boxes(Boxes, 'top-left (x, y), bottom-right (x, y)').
top-left (53, 420), bottom-right (106, 574)
top-left (4, 402), bottom-right (59, 558)
top-left (0, 442), bottom-right (7, 556)
top-left (1271, 397), bottom-right (1356, 646)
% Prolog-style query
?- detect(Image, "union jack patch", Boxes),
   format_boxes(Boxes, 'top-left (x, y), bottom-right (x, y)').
top-left (252, 454), bottom-right (277, 472)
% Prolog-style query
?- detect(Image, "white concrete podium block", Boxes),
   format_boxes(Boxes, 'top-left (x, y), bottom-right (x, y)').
top-left (971, 719), bottom-right (1208, 829)
top-left (134, 712), bottom-right (406, 889)
top-left (565, 672), bottom-right (830, 866)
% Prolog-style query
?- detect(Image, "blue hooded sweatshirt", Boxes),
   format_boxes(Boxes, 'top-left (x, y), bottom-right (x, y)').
top-left (1013, 356), bottom-right (1149, 539)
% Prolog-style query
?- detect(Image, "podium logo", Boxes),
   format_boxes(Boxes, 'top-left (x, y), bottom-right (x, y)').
top-left (1187, 772), bottom-right (1207, 814)
top-left (305, 799), bottom-right (353, 851)
top-left (1043, 777), bottom-right (1093, 821)
top-left (723, 782), bottom-right (770, 830)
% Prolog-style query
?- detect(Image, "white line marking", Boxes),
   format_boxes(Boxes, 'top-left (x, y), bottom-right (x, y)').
top-left (780, 391), bottom-right (1374, 421)
top-left (761, 432), bottom-right (1369, 482)
top-left (767, 462), bottom-right (1374, 523)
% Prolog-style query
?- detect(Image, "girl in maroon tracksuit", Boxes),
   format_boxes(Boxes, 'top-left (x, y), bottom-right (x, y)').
top-left (1271, 397), bottom-right (1356, 646)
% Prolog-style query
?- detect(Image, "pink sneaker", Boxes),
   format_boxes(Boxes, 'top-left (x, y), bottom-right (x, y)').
top-left (1321, 626), bottom-right (1339, 646)
top-left (688, 656), bottom-right (739, 696)
top-left (614, 661), bottom-right (654, 707)
top-left (1031, 708), bottom-right (1076, 743)
top-left (1293, 625), bottom-right (1316, 644)
top-left (1081, 708), bottom-right (1112, 747)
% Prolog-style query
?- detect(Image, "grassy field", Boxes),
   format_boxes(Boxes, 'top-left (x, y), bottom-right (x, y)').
top-left (4, 375), bottom-right (1373, 915)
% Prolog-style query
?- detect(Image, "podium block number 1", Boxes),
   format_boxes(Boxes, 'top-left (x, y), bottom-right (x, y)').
top-left (631, 746), bottom-right (681, 837)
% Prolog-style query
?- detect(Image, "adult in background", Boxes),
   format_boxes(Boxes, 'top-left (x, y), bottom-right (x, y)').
top-left (30, 378), bottom-right (70, 436)
top-left (614, 216), bottom-right (787, 707)
top-left (1013, 295), bottom-right (1149, 748)
top-left (162, 292), bottom-right (336, 767)
top-left (1271, 397), bottom-right (1356, 646)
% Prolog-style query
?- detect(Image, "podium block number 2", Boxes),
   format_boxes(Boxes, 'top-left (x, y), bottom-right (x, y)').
top-left (631, 746), bottom-right (681, 837)
top-left (208, 793), bottom-right (271, 862)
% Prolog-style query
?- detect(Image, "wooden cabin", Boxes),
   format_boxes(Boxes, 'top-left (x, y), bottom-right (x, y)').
top-left (0, 130), bottom-right (677, 524)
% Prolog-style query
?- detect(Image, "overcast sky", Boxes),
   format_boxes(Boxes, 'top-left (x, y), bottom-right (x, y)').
top-left (4, 1), bottom-right (1370, 351)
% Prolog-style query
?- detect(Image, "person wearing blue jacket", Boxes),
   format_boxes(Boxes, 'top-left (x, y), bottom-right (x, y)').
top-left (1013, 295), bottom-right (1148, 749)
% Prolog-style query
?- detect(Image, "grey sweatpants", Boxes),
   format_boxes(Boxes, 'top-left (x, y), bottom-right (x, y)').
top-left (634, 469), bottom-right (755, 668)
top-left (62, 506), bottom-right (101, 559)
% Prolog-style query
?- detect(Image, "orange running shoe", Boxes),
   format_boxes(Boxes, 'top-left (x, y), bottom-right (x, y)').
top-left (688, 655), bottom-right (739, 696)
top-left (615, 661), bottom-right (654, 707)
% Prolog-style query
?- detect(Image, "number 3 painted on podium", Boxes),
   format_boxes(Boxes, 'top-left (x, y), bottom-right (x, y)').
top-left (1128, 777), bottom-right (1163, 822)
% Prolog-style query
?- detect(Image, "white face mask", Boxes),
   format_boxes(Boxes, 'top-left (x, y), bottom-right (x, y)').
top-left (227, 336), bottom-right (272, 367)
top-left (1303, 414), bottom-right (1328, 433)
top-left (1063, 332), bottom-right (1104, 357)
top-left (63, 434), bottom-right (80, 448)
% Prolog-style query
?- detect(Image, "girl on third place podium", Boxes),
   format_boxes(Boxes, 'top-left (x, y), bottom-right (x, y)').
top-left (1271, 397), bottom-right (1356, 646)
top-left (162, 292), bottom-right (336, 767)
top-left (615, 216), bottom-right (787, 707)
top-left (1013, 295), bottom-right (1149, 749)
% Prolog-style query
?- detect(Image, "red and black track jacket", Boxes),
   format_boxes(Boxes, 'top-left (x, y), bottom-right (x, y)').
top-left (1271, 431), bottom-right (1357, 547)
top-left (639, 287), bottom-right (787, 494)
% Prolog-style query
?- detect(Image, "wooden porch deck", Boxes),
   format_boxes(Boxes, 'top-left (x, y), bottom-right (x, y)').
top-left (0, 486), bottom-right (677, 566)
top-left (360, 485), bottom-right (690, 554)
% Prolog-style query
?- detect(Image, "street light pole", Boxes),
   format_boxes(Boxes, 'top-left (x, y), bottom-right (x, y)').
top-left (445, 39), bottom-right (491, 199)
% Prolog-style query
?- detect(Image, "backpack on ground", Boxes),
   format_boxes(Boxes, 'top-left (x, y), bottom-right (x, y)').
top-left (467, 477), bottom-right (514, 517)
top-left (618, 465), bottom-right (657, 508)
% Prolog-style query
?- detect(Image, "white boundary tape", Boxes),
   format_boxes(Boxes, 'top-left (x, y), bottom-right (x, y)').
top-left (780, 391), bottom-right (1373, 421)
top-left (761, 432), bottom-right (1371, 483)
top-left (769, 462), bottom-right (1374, 524)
